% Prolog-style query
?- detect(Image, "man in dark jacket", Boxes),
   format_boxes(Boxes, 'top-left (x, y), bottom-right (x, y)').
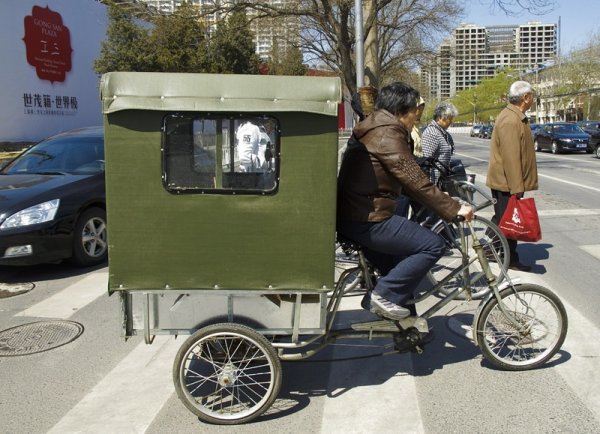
top-left (337, 82), bottom-right (474, 320)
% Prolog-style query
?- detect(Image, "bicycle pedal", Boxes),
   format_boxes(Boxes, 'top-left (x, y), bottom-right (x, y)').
top-left (396, 316), bottom-right (428, 334)
top-left (393, 328), bottom-right (427, 353)
top-left (351, 319), bottom-right (399, 332)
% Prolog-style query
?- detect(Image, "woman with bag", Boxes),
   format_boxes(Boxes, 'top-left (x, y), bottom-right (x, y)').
top-left (486, 80), bottom-right (539, 272)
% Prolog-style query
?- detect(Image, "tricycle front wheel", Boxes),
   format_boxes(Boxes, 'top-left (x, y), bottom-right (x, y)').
top-left (476, 284), bottom-right (567, 371)
top-left (173, 323), bottom-right (282, 425)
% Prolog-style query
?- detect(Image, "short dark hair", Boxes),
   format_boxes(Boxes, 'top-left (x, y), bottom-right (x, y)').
top-left (374, 82), bottom-right (420, 116)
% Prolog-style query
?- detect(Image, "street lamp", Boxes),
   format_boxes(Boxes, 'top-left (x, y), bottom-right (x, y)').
top-left (452, 93), bottom-right (478, 124)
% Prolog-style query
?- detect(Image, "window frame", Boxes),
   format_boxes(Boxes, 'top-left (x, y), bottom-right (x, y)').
top-left (161, 113), bottom-right (280, 196)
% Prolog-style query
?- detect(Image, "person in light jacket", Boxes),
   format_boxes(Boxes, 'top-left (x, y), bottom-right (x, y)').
top-left (486, 80), bottom-right (539, 272)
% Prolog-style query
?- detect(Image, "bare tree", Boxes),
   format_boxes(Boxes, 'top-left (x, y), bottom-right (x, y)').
top-left (199, 1), bottom-right (463, 95)
top-left (479, 0), bottom-right (556, 15)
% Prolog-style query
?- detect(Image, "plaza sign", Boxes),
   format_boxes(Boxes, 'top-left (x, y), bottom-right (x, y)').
top-left (23, 5), bottom-right (73, 83)
top-left (0, 0), bottom-right (107, 142)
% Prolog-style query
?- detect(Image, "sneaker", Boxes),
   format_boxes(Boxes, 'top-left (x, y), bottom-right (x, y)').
top-left (370, 293), bottom-right (411, 320)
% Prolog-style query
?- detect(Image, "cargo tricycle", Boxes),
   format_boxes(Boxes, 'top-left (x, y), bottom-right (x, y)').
top-left (101, 72), bottom-right (567, 425)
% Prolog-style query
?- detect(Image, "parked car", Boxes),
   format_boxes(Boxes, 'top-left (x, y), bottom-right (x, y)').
top-left (0, 126), bottom-right (106, 266)
top-left (576, 120), bottom-right (600, 155)
top-left (469, 124), bottom-right (483, 137)
top-left (478, 124), bottom-right (493, 139)
top-left (530, 123), bottom-right (542, 139)
top-left (533, 122), bottom-right (590, 154)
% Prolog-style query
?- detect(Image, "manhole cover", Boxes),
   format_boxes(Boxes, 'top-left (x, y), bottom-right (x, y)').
top-left (0, 320), bottom-right (84, 357)
top-left (0, 282), bottom-right (35, 299)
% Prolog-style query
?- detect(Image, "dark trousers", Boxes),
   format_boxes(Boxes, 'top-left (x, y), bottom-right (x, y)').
top-left (337, 215), bottom-right (445, 305)
top-left (490, 189), bottom-right (519, 263)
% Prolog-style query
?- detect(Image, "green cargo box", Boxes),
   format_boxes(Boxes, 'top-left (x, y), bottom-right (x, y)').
top-left (101, 72), bottom-right (342, 336)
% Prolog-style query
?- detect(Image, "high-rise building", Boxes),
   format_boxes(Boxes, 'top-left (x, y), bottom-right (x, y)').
top-left (138, 0), bottom-right (298, 61)
top-left (425, 21), bottom-right (557, 99)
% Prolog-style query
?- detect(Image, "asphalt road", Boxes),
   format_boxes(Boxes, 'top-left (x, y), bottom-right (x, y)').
top-left (1, 133), bottom-right (599, 433)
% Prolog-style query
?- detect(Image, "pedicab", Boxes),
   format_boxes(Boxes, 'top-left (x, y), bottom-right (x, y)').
top-left (101, 72), bottom-right (567, 425)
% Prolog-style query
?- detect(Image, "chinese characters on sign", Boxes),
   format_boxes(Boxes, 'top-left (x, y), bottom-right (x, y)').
top-left (23, 93), bottom-right (78, 116)
top-left (22, 5), bottom-right (73, 83)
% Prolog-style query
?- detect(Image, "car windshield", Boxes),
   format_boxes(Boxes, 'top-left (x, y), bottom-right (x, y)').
top-left (553, 125), bottom-right (584, 134)
top-left (1, 134), bottom-right (104, 175)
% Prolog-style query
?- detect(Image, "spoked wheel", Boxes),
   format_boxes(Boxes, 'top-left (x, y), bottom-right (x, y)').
top-left (428, 216), bottom-right (510, 300)
top-left (551, 141), bottom-right (560, 154)
top-left (173, 323), bottom-right (282, 425)
top-left (476, 284), bottom-right (568, 371)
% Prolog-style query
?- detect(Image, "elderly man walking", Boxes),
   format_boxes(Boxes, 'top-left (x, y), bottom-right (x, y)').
top-left (487, 81), bottom-right (538, 272)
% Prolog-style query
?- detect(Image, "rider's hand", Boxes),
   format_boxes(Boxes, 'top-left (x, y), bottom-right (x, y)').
top-left (457, 204), bottom-right (475, 222)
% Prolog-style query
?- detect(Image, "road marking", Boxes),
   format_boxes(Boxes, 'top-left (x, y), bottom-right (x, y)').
top-left (320, 297), bottom-right (424, 433)
top-left (539, 209), bottom-right (600, 217)
top-left (48, 336), bottom-right (180, 434)
top-left (15, 271), bottom-right (108, 319)
top-left (579, 244), bottom-right (600, 260)
top-left (512, 273), bottom-right (600, 423)
top-left (455, 152), bottom-right (600, 193)
top-left (537, 172), bottom-right (600, 193)
top-left (554, 301), bottom-right (600, 423)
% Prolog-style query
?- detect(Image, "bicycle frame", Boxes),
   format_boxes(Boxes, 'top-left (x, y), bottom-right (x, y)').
top-left (281, 220), bottom-right (527, 361)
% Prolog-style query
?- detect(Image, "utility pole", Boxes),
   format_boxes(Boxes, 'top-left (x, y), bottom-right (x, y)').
top-left (354, 0), bottom-right (378, 118)
top-left (355, 0), bottom-right (364, 89)
top-left (363, 0), bottom-right (379, 88)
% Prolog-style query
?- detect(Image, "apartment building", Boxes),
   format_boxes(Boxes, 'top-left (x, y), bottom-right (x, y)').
top-left (426, 21), bottom-right (557, 99)
top-left (139, 0), bottom-right (298, 60)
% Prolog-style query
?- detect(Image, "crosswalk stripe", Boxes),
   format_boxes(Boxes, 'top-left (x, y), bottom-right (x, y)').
top-left (320, 354), bottom-right (423, 434)
top-left (555, 300), bottom-right (600, 422)
top-left (579, 245), bottom-right (600, 260)
top-left (320, 297), bottom-right (424, 433)
top-left (15, 271), bottom-right (108, 319)
top-left (512, 273), bottom-right (600, 423)
top-left (48, 336), bottom-right (180, 434)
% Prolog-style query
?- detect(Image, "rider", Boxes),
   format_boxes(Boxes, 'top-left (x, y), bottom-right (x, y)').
top-left (337, 82), bottom-right (474, 320)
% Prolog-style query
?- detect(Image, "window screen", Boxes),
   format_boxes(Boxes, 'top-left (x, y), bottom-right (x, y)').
top-left (162, 114), bottom-right (279, 194)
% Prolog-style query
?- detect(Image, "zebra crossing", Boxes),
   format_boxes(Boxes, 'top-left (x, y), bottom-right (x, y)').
top-left (3, 266), bottom-right (599, 433)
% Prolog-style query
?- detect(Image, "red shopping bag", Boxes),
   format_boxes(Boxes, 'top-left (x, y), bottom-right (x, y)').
top-left (498, 195), bottom-right (542, 242)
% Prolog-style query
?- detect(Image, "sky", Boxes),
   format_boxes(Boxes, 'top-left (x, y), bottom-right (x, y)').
top-left (462, 0), bottom-right (599, 54)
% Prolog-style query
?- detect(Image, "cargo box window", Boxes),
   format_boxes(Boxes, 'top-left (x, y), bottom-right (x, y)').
top-left (162, 114), bottom-right (279, 194)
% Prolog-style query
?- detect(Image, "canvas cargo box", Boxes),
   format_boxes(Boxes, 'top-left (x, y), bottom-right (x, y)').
top-left (101, 72), bottom-right (342, 295)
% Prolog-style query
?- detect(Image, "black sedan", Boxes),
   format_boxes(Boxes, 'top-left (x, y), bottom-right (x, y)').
top-left (577, 120), bottom-right (600, 157)
top-left (0, 126), bottom-right (106, 266)
top-left (533, 123), bottom-right (590, 154)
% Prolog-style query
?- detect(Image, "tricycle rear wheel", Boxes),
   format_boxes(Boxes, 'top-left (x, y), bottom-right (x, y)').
top-left (173, 323), bottom-right (282, 425)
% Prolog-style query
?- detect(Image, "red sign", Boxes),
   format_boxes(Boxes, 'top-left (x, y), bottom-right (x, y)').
top-left (23, 5), bottom-right (73, 83)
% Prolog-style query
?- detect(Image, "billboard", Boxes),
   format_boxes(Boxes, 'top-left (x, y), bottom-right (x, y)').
top-left (0, 0), bottom-right (107, 142)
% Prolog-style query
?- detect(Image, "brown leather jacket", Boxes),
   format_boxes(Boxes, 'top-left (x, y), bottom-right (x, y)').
top-left (337, 109), bottom-right (460, 223)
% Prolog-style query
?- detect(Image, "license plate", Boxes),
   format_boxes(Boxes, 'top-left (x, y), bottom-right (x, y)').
top-left (577, 143), bottom-right (586, 148)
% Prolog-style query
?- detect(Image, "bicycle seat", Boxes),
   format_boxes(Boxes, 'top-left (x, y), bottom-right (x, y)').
top-left (336, 234), bottom-right (363, 255)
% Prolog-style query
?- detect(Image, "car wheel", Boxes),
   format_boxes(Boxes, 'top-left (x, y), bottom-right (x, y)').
top-left (70, 207), bottom-right (108, 267)
top-left (534, 139), bottom-right (540, 152)
top-left (596, 146), bottom-right (600, 159)
top-left (551, 141), bottom-right (560, 154)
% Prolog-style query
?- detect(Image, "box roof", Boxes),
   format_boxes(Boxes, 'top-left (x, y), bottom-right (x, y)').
top-left (101, 72), bottom-right (342, 116)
